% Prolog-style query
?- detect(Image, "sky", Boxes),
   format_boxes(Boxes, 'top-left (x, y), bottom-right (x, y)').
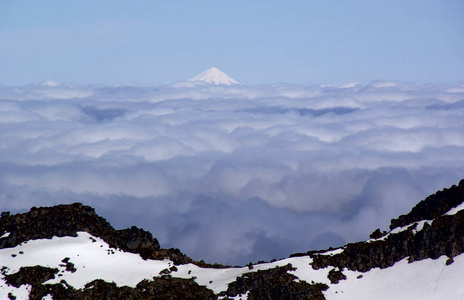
top-left (1, 0), bottom-right (463, 85)
top-left (0, 1), bottom-right (463, 266)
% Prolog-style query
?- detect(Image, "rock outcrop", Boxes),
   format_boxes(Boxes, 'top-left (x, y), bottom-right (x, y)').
top-left (4, 266), bottom-right (216, 300)
top-left (0, 203), bottom-right (191, 265)
top-left (221, 264), bottom-right (328, 299)
top-left (309, 179), bottom-right (464, 272)
top-left (390, 179), bottom-right (464, 229)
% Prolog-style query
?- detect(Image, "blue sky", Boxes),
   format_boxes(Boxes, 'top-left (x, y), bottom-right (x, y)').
top-left (1, 0), bottom-right (463, 85)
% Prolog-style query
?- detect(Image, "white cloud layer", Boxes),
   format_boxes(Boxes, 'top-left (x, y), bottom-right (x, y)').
top-left (1, 80), bottom-right (463, 265)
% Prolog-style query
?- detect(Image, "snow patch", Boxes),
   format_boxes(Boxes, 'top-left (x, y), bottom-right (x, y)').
top-left (413, 220), bottom-right (431, 233)
top-left (318, 248), bottom-right (344, 256)
top-left (324, 254), bottom-right (464, 300)
top-left (2, 231), bottom-right (464, 299)
top-left (445, 202), bottom-right (464, 216)
top-left (0, 232), bottom-right (173, 292)
top-left (1, 284), bottom-right (31, 300)
top-left (367, 225), bottom-right (409, 243)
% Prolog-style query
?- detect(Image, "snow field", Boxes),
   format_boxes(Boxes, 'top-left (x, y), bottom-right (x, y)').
top-left (1, 231), bottom-right (464, 299)
top-left (0, 233), bottom-right (172, 291)
top-left (324, 255), bottom-right (464, 300)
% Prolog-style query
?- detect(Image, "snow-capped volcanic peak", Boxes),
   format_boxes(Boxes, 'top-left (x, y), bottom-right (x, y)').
top-left (188, 67), bottom-right (240, 85)
top-left (42, 79), bottom-right (60, 87)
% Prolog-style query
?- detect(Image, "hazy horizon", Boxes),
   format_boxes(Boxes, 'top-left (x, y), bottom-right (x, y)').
top-left (1, 1), bottom-right (463, 85)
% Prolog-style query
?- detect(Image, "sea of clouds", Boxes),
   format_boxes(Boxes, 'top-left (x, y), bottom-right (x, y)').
top-left (1, 80), bottom-right (463, 265)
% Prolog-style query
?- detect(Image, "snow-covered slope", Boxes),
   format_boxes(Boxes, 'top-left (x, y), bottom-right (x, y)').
top-left (2, 232), bottom-right (464, 299)
top-left (188, 68), bottom-right (240, 85)
top-left (1, 180), bottom-right (464, 299)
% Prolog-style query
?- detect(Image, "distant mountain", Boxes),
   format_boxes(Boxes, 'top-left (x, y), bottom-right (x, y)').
top-left (188, 68), bottom-right (240, 86)
top-left (1, 180), bottom-right (464, 299)
top-left (42, 79), bottom-right (60, 87)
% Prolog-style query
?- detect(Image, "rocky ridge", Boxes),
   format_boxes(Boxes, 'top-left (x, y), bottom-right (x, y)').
top-left (4, 267), bottom-right (216, 300)
top-left (307, 179), bottom-right (464, 272)
top-left (0, 203), bottom-right (191, 266)
top-left (1, 179), bottom-right (464, 299)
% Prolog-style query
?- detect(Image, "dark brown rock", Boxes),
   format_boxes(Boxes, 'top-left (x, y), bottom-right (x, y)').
top-left (4, 266), bottom-right (58, 288)
top-left (311, 194), bottom-right (464, 273)
top-left (5, 266), bottom-right (216, 300)
top-left (223, 264), bottom-right (328, 300)
top-left (327, 268), bottom-right (346, 284)
top-left (390, 180), bottom-right (464, 230)
top-left (369, 228), bottom-right (387, 239)
top-left (0, 203), bottom-right (191, 265)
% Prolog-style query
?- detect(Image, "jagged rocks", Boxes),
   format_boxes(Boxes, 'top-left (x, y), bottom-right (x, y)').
top-left (0, 203), bottom-right (112, 248)
top-left (4, 266), bottom-right (58, 288)
top-left (4, 268), bottom-right (216, 300)
top-left (61, 258), bottom-right (77, 273)
top-left (408, 211), bottom-right (464, 262)
top-left (369, 228), bottom-right (387, 239)
top-left (390, 179), bottom-right (464, 230)
top-left (0, 203), bottom-right (191, 265)
top-left (221, 264), bottom-right (328, 300)
top-left (327, 269), bottom-right (346, 284)
top-left (117, 226), bottom-right (155, 251)
top-left (78, 277), bottom-right (216, 300)
top-left (311, 227), bottom-right (415, 272)
top-left (311, 180), bottom-right (464, 273)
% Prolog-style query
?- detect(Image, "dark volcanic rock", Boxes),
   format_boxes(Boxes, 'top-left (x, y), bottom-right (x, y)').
top-left (369, 228), bottom-right (387, 239)
top-left (0, 203), bottom-right (191, 265)
top-left (310, 179), bottom-right (464, 273)
top-left (222, 264), bottom-right (328, 300)
top-left (327, 268), bottom-right (346, 284)
top-left (390, 179), bottom-right (464, 230)
top-left (5, 268), bottom-right (216, 300)
top-left (77, 278), bottom-right (216, 300)
top-left (4, 266), bottom-right (59, 288)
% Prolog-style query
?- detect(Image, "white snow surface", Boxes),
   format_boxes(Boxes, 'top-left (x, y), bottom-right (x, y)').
top-left (1, 231), bottom-right (464, 299)
top-left (318, 247), bottom-right (344, 256)
top-left (188, 67), bottom-right (240, 85)
top-left (324, 255), bottom-right (464, 300)
top-left (445, 202), bottom-right (464, 216)
top-left (0, 232), bottom-right (173, 289)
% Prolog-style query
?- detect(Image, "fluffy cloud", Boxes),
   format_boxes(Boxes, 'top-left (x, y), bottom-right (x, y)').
top-left (0, 80), bottom-right (463, 265)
